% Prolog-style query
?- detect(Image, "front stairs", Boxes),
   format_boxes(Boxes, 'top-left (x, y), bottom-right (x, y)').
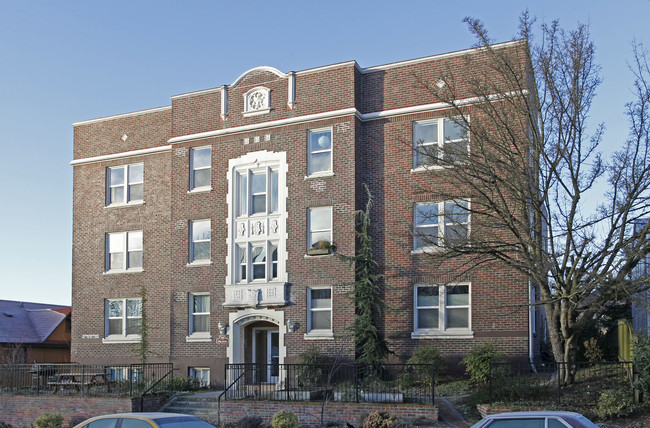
top-left (161, 391), bottom-right (222, 422)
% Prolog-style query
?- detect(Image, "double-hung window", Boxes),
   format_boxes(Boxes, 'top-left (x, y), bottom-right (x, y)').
top-left (414, 284), bottom-right (470, 336)
top-left (414, 200), bottom-right (469, 250)
top-left (106, 231), bottom-right (143, 272)
top-left (234, 165), bottom-right (280, 284)
top-left (308, 128), bottom-right (332, 175)
top-left (106, 164), bottom-right (143, 205)
top-left (237, 243), bottom-right (278, 282)
top-left (308, 207), bottom-right (332, 250)
top-left (190, 220), bottom-right (211, 263)
top-left (413, 118), bottom-right (468, 168)
top-left (307, 287), bottom-right (332, 336)
top-left (188, 293), bottom-right (210, 339)
top-left (105, 298), bottom-right (142, 340)
top-left (190, 147), bottom-right (212, 191)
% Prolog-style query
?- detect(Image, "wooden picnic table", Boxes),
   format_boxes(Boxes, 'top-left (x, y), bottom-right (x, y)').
top-left (48, 371), bottom-right (111, 393)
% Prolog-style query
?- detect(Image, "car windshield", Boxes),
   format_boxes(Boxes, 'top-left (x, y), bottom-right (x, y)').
top-left (153, 416), bottom-right (215, 428)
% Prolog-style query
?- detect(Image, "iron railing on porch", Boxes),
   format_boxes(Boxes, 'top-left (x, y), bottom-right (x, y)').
top-left (0, 363), bottom-right (173, 398)
top-left (221, 363), bottom-right (435, 404)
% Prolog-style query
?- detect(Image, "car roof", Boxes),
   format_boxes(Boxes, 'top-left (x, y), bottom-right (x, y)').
top-left (485, 411), bottom-right (584, 418)
top-left (73, 413), bottom-right (209, 428)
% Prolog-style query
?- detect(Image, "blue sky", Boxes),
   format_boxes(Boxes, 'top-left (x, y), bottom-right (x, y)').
top-left (0, 1), bottom-right (648, 306)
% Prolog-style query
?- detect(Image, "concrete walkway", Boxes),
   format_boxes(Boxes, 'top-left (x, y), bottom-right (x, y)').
top-left (435, 397), bottom-right (472, 428)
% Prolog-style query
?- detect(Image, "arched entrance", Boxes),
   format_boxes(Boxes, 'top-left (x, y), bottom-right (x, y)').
top-left (227, 308), bottom-right (287, 384)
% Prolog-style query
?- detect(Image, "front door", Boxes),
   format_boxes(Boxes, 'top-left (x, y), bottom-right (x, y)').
top-left (253, 328), bottom-right (279, 383)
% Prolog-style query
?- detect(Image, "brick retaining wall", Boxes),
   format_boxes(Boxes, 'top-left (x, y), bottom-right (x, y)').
top-left (0, 395), bottom-right (166, 427)
top-left (218, 401), bottom-right (438, 426)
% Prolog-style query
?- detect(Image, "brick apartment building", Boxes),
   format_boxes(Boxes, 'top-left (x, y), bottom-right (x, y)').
top-left (71, 40), bottom-right (543, 387)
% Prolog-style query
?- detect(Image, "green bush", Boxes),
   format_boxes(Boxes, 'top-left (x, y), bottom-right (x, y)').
top-left (407, 345), bottom-right (444, 379)
top-left (169, 375), bottom-right (201, 391)
top-left (34, 413), bottom-right (63, 428)
top-left (583, 337), bottom-right (604, 363)
top-left (461, 343), bottom-right (504, 384)
top-left (635, 335), bottom-right (650, 393)
top-left (237, 416), bottom-right (265, 428)
top-left (271, 410), bottom-right (298, 428)
top-left (297, 346), bottom-right (329, 386)
top-left (595, 388), bottom-right (634, 420)
top-left (362, 412), bottom-right (404, 428)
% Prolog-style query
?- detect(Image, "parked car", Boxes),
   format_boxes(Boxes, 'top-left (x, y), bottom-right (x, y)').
top-left (471, 411), bottom-right (599, 428)
top-left (73, 413), bottom-right (216, 428)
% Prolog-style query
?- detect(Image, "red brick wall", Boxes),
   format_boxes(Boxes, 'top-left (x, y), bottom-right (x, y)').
top-left (217, 400), bottom-right (438, 426)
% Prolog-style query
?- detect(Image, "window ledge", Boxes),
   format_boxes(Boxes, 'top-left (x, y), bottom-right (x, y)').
top-left (105, 201), bottom-right (145, 209)
top-left (186, 334), bottom-right (213, 342)
top-left (411, 247), bottom-right (444, 255)
top-left (304, 252), bottom-right (334, 258)
top-left (242, 108), bottom-right (272, 117)
top-left (304, 331), bottom-right (334, 340)
top-left (410, 165), bottom-right (445, 173)
top-left (411, 330), bottom-right (474, 339)
top-left (102, 336), bottom-right (141, 344)
top-left (103, 268), bottom-right (144, 275)
top-left (186, 260), bottom-right (213, 267)
top-left (304, 172), bottom-right (335, 180)
top-left (187, 187), bottom-right (213, 194)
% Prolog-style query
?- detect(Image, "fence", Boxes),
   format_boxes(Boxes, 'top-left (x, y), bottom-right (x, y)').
top-left (0, 363), bottom-right (173, 398)
top-left (488, 361), bottom-right (634, 406)
top-left (221, 363), bottom-right (434, 404)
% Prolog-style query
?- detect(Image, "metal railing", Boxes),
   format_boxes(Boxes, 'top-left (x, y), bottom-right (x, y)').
top-left (221, 363), bottom-right (434, 404)
top-left (0, 363), bottom-right (173, 397)
top-left (488, 361), bottom-right (634, 406)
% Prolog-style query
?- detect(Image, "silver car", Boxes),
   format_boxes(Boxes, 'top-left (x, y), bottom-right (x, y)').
top-left (470, 411), bottom-right (599, 428)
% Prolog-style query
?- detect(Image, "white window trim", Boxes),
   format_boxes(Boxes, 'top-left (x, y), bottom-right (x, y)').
top-left (189, 146), bottom-right (212, 192)
top-left (412, 117), bottom-right (469, 172)
top-left (106, 163), bottom-right (144, 207)
top-left (412, 284), bottom-right (473, 339)
top-left (189, 367), bottom-right (211, 387)
top-left (103, 298), bottom-right (142, 343)
top-left (226, 150), bottom-right (288, 287)
top-left (187, 293), bottom-right (212, 342)
top-left (412, 200), bottom-right (470, 253)
top-left (307, 206), bottom-right (333, 250)
top-left (236, 241), bottom-right (279, 284)
top-left (307, 127), bottom-right (333, 177)
top-left (105, 231), bottom-right (143, 273)
top-left (304, 287), bottom-right (334, 339)
top-left (188, 219), bottom-right (212, 265)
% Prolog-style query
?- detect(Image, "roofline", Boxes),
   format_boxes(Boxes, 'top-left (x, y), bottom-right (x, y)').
top-left (72, 106), bottom-right (171, 127)
top-left (72, 39), bottom-right (527, 126)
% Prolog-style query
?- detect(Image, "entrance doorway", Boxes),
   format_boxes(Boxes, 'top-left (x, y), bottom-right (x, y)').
top-left (253, 328), bottom-right (279, 383)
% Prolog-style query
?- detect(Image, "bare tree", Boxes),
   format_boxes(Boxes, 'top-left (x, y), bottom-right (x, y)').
top-left (412, 13), bottom-right (650, 381)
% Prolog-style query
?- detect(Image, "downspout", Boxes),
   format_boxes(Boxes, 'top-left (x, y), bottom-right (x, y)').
top-left (529, 280), bottom-right (537, 373)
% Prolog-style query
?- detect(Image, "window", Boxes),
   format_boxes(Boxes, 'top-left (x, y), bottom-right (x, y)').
top-left (190, 147), bottom-right (211, 191)
top-left (308, 129), bottom-right (332, 175)
top-left (236, 168), bottom-right (279, 217)
top-left (307, 287), bottom-right (332, 335)
top-left (106, 231), bottom-right (143, 272)
top-left (189, 367), bottom-right (210, 387)
top-left (414, 118), bottom-right (468, 168)
top-left (190, 220), bottom-right (211, 263)
top-left (105, 298), bottom-right (142, 339)
top-left (308, 207), bottom-right (332, 250)
top-left (107, 164), bottom-right (143, 205)
top-left (414, 200), bottom-right (469, 249)
top-left (188, 293), bottom-right (210, 338)
top-left (237, 242), bottom-right (278, 282)
top-left (414, 284), bottom-right (470, 335)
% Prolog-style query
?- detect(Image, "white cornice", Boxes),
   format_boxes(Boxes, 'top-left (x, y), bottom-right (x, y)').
top-left (295, 60), bottom-right (358, 76)
top-left (361, 40), bottom-right (526, 73)
top-left (70, 145), bottom-right (172, 166)
top-left (72, 106), bottom-right (171, 127)
top-left (167, 108), bottom-right (360, 144)
top-left (171, 87), bottom-right (222, 100)
top-left (231, 66), bottom-right (287, 87)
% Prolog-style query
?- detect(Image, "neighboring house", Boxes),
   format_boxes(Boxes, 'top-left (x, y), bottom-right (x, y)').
top-left (631, 219), bottom-right (650, 335)
top-left (0, 300), bottom-right (71, 363)
top-left (71, 41), bottom-right (542, 388)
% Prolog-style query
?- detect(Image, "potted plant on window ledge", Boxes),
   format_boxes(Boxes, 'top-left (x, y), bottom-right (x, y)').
top-left (308, 240), bottom-right (333, 256)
